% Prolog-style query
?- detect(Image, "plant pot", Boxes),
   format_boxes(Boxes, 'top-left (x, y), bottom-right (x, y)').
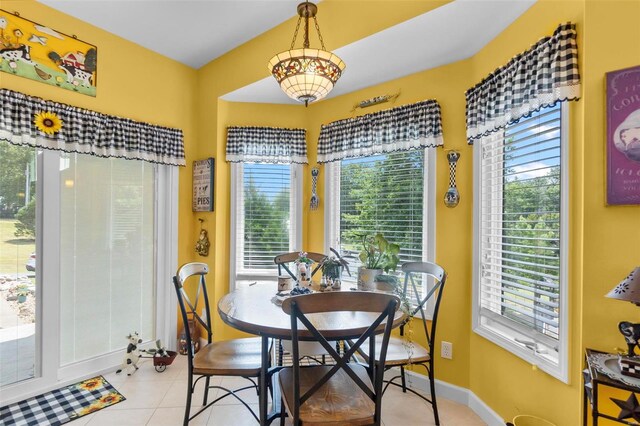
top-left (17, 294), bottom-right (27, 303)
top-left (357, 267), bottom-right (383, 291)
top-left (374, 276), bottom-right (398, 292)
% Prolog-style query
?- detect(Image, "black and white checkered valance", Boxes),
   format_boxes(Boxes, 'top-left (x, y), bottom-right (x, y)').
top-left (317, 99), bottom-right (443, 163)
top-left (226, 126), bottom-right (308, 164)
top-left (465, 22), bottom-right (580, 144)
top-left (0, 89), bottom-right (185, 166)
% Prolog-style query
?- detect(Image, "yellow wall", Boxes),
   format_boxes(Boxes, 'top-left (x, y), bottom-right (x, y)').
top-left (207, 1), bottom-right (640, 424)
top-left (0, 0), bottom-right (199, 273)
top-left (467, 2), bottom-right (585, 424)
top-left (4, 0), bottom-right (640, 424)
top-left (195, 0), bottom-right (456, 339)
top-left (580, 0), bottom-right (640, 423)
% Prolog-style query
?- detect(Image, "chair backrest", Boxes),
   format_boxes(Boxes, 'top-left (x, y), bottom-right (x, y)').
top-left (274, 252), bottom-right (327, 281)
top-left (281, 292), bottom-right (400, 422)
top-left (173, 262), bottom-right (213, 361)
top-left (400, 261), bottom-right (447, 354)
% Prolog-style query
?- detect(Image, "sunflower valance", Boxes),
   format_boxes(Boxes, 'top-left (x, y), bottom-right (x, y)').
top-left (226, 126), bottom-right (308, 164)
top-left (317, 99), bottom-right (443, 163)
top-left (0, 89), bottom-right (185, 166)
top-left (465, 22), bottom-right (580, 144)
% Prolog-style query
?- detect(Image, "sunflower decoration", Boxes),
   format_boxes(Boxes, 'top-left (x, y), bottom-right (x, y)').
top-left (77, 376), bottom-right (105, 392)
top-left (98, 392), bottom-right (124, 406)
top-left (34, 111), bottom-right (63, 136)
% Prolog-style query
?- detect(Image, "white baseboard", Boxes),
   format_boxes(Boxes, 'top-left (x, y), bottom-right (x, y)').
top-left (389, 368), bottom-right (504, 426)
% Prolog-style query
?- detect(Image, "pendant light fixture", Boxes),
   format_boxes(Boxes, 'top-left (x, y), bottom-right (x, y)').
top-left (268, 1), bottom-right (345, 106)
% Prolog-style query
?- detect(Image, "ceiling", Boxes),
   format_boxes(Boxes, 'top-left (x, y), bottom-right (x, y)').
top-left (38, 0), bottom-right (536, 105)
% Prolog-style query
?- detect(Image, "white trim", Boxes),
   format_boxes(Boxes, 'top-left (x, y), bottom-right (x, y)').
top-left (155, 165), bottom-right (179, 351)
top-left (323, 162), bottom-right (340, 255)
top-left (229, 163), bottom-right (241, 291)
top-left (292, 164), bottom-right (303, 251)
top-left (398, 369), bottom-right (504, 426)
top-left (557, 101), bottom-right (570, 384)
top-left (472, 103), bottom-right (569, 383)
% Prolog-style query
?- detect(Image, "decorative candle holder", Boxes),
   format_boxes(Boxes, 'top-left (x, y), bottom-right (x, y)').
top-left (444, 150), bottom-right (460, 208)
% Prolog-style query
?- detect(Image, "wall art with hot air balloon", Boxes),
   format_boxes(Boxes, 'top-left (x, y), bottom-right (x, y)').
top-left (0, 9), bottom-right (97, 96)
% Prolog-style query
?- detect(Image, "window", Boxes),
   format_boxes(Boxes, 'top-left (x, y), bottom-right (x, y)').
top-left (230, 163), bottom-right (302, 287)
top-left (473, 103), bottom-right (568, 382)
top-left (325, 149), bottom-right (436, 308)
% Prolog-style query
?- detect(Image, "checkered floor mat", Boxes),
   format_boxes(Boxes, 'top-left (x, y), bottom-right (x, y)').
top-left (0, 376), bottom-right (125, 425)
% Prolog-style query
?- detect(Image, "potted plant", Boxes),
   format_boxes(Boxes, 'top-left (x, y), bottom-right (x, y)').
top-left (321, 248), bottom-right (351, 289)
top-left (16, 285), bottom-right (30, 303)
top-left (357, 233), bottom-right (400, 290)
top-left (374, 273), bottom-right (399, 292)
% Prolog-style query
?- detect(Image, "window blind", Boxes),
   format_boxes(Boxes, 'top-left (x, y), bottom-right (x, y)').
top-left (60, 154), bottom-right (155, 364)
top-left (478, 103), bottom-right (563, 364)
top-left (333, 151), bottom-right (425, 284)
top-left (236, 163), bottom-right (293, 274)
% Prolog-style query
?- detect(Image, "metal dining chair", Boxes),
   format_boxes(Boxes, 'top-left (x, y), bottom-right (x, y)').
top-left (173, 262), bottom-right (263, 425)
top-left (274, 251), bottom-right (326, 281)
top-left (279, 291), bottom-right (400, 425)
top-left (356, 261), bottom-right (448, 425)
top-left (274, 252), bottom-right (328, 366)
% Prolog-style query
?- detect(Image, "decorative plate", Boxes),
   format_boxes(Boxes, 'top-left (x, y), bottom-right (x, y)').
top-left (588, 352), bottom-right (640, 387)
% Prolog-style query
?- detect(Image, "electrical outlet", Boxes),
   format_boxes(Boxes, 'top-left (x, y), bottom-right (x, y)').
top-left (441, 341), bottom-right (453, 359)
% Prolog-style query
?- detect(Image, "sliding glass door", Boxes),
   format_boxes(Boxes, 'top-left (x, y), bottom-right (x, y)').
top-left (0, 146), bottom-right (177, 404)
top-left (0, 141), bottom-right (38, 387)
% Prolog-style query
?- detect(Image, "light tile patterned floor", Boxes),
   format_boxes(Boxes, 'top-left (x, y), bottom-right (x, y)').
top-left (73, 355), bottom-right (486, 425)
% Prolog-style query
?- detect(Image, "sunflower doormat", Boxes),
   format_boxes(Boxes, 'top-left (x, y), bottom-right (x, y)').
top-left (0, 376), bottom-right (125, 425)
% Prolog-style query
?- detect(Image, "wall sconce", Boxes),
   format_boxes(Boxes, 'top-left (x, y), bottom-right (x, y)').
top-left (444, 150), bottom-right (460, 208)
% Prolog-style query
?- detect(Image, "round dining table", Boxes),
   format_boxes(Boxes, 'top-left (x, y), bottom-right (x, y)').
top-left (217, 283), bottom-right (405, 425)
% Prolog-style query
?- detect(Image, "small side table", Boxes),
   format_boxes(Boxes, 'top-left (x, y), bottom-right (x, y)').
top-left (584, 348), bottom-right (640, 425)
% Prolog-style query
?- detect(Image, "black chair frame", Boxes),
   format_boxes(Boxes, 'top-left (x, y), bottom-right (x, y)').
top-left (274, 251), bottom-right (328, 366)
top-left (282, 293), bottom-right (399, 426)
top-left (274, 252), bottom-right (326, 282)
top-left (383, 261), bottom-right (447, 426)
top-left (173, 264), bottom-right (260, 425)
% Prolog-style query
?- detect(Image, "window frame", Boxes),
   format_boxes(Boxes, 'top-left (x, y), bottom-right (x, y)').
top-left (229, 162), bottom-right (303, 289)
top-left (324, 148), bottom-right (437, 317)
top-left (472, 102), bottom-right (569, 383)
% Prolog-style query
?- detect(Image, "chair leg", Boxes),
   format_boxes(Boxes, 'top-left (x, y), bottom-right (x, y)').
top-left (202, 376), bottom-right (210, 406)
top-left (278, 339), bottom-right (283, 366)
top-left (400, 365), bottom-right (407, 393)
top-left (184, 374), bottom-right (193, 426)
top-left (429, 361), bottom-right (440, 426)
top-left (280, 397), bottom-right (286, 426)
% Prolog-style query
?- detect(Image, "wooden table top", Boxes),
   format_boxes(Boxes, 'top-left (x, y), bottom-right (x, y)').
top-left (217, 283), bottom-right (405, 340)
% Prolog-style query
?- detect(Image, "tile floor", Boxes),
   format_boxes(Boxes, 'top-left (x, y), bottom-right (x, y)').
top-left (72, 355), bottom-right (486, 425)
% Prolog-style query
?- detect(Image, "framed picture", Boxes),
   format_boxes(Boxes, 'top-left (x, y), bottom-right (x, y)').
top-left (606, 65), bottom-right (640, 205)
top-left (193, 158), bottom-right (214, 212)
top-left (0, 9), bottom-right (97, 96)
